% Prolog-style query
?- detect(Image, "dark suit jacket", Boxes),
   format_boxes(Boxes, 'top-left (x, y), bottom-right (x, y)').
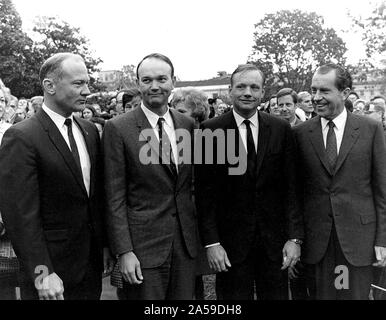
top-left (0, 109), bottom-right (105, 287)
top-left (293, 112), bottom-right (386, 266)
top-left (195, 111), bottom-right (304, 265)
top-left (102, 107), bottom-right (197, 268)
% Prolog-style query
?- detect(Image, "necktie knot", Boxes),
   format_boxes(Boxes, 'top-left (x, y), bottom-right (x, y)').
top-left (158, 117), bottom-right (165, 127)
top-left (243, 119), bottom-right (251, 127)
top-left (64, 118), bottom-right (72, 127)
top-left (328, 120), bottom-right (335, 129)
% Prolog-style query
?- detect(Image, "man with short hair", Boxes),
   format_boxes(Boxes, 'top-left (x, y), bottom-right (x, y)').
top-left (0, 52), bottom-right (111, 300)
top-left (30, 96), bottom-right (44, 114)
top-left (294, 63), bottom-right (386, 299)
top-left (195, 64), bottom-right (304, 300)
top-left (103, 53), bottom-right (197, 300)
top-left (297, 91), bottom-right (316, 121)
top-left (276, 88), bottom-right (302, 127)
top-left (371, 95), bottom-right (386, 113)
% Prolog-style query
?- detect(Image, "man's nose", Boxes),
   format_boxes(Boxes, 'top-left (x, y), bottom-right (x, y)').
top-left (82, 85), bottom-right (91, 96)
top-left (150, 80), bottom-right (160, 91)
top-left (243, 87), bottom-right (252, 97)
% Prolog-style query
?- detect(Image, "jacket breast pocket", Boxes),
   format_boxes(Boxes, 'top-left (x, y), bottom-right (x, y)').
top-left (360, 214), bottom-right (376, 225)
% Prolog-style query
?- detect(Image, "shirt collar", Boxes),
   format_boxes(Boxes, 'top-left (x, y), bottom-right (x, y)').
top-left (141, 102), bottom-right (173, 129)
top-left (42, 103), bottom-right (74, 128)
top-left (320, 107), bottom-right (347, 131)
top-left (232, 108), bottom-right (259, 128)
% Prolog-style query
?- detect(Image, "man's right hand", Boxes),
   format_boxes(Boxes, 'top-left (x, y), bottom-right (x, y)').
top-left (119, 251), bottom-right (143, 285)
top-left (35, 272), bottom-right (64, 300)
top-left (206, 245), bottom-right (231, 272)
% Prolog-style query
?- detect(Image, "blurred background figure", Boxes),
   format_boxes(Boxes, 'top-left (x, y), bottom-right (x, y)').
top-left (296, 91), bottom-right (316, 121)
top-left (276, 88), bottom-right (302, 127)
top-left (122, 88), bottom-right (142, 113)
top-left (8, 96), bottom-right (18, 110)
top-left (0, 87), bottom-right (12, 143)
top-left (14, 108), bottom-right (27, 123)
top-left (0, 85), bottom-right (18, 300)
top-left (353, 99), bottom-right (366, 115)
top-left (82, 104), bottom-right (105, 138)
top-left (30, 96), bottom-right (43, 114)
top-left (347, 91), bottom-right (359, 104)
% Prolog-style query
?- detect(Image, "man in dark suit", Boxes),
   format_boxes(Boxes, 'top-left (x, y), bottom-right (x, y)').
top-left (103, 53), bottom-right (197, 300)
top-left (294, 63), bottom-right (386, 299)
top-left (0, 53), bottom-right (111, 300)
top-left (195, 64), bottom-right (304, 300)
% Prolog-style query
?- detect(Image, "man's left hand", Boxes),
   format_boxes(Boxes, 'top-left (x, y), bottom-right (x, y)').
top-left (103, 247), bottom-right (115, 276)
top-left (373, 246), bottom-right (386, 267)
top-left (281, 241), bottom-right (301, 270)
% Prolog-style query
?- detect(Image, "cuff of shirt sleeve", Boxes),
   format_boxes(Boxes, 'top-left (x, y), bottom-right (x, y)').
top-left (205, 242), bottom-right (220, 249)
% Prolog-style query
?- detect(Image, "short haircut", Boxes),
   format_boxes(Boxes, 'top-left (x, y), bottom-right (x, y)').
top-left (136, 53), bottom-right (174, 79)
top-left (298, 91), bottom-right (311, 103)
top-left (230, 64), bottom-right (265, 87)
top-left (31, 96), bottom-right (43, 103)
top-left (315, 63), bottom-right (352, 91)
top-left (276, 88), bottom-right (298, 104)
top-left (39, 53), bottom-right (84, 85)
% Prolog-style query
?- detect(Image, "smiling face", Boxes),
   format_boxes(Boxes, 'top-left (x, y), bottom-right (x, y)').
top-left (137, 58), bottom-right (175, 114)
top-left (50, 56), bottom-right (90, 118)
top-left (230, 70), bottom-right (264, 119)
top-left (277, 94), bottom-right (296, 122)
top-left (311, 70), bottom-right (349, 120)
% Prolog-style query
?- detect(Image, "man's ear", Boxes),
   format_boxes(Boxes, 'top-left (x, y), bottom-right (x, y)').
top-left (43, 79), bottom-right (55, 95)
top-left (342, 87), bottom-right (351, 100)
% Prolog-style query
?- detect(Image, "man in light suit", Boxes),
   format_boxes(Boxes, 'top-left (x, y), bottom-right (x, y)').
top-left (195, 64), bottom-right (304, 300)
top-left (103, 53), bottom-right (197, 300)
top-left (294, 63), bottom-right (386, 299)
top-left (0, 53), bottom-right (111, 300)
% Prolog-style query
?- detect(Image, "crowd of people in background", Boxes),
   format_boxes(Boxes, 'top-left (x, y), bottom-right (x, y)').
top-left (1, 53), bottom-right (386, 301)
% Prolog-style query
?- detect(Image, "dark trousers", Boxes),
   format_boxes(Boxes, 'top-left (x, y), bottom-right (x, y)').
top-left (315, 223), bottom-right (372, 300)
top-left (289, 262), bottom-right (316, 300)
top-left (120, 217), bottom-right (196, 300)
top-left (20, 242), bottom-right (102, 300)
top-left (0, 275), bottom-right (17, 300)
top-left (216, 240), bottom-right (288, 300)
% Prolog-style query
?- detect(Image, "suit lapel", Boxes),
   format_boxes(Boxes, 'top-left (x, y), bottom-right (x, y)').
top-left (37, 110), bottom-right (88, 196)
top-left (308, 116), bottom-right (333, 176)
top-left (334, 112), bottom-right (360, 174)
top-left (255, 112), bottom-right (270, 178)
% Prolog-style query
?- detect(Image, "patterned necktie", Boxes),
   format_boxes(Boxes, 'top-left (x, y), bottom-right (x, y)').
top-left (326, 120), bottom-right (337, 171)
top-left (243, 119), bottom-right (257, 178)
top-left (64, 118), bottom-right (82, 176)
top-left (157, 117), bottom-right (177, 177)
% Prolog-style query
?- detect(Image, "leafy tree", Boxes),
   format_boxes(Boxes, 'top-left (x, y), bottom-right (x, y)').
top-left (0, 0), bottom-right (42, 97)
top-left (248, 10), bottom-right (347, 95)
top-left (350, 1), bottom-right (386, 57)
top-left (32, 16), bottom-right (102, 74)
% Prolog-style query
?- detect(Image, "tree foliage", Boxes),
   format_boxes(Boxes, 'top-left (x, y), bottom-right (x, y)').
top-left (0, 0), bottom-right (102, 97)
top-left (350, 1), bottom-right (386, 57)
top-left (248, 10), bottom-right (347, 96)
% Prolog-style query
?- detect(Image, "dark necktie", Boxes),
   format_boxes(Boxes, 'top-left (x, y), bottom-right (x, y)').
top-left (64, 118), bottom-right (82, 176)
top-left (157, 117), bottom-right (178, 177)
top-left (326, 120), bottom-right (337, 171)
top-left (243, 119), bottom-right (257, 178)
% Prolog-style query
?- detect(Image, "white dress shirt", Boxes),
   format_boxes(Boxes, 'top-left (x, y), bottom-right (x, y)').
top-left (141, 103), bottom-right (178, 170)
top-left (232, 109), bottom-right (259, 153)
top-left (320, 107), bottom-right (347, 154)
top-left (42, 104), bottom-right (91, 195)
